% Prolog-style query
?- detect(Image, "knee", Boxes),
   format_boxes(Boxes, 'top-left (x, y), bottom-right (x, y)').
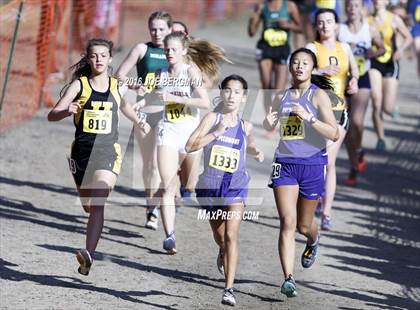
top-left (383, 106), bottom-right (393, 115)
top-left (280, 216), bottom-right (296, 233)
top-left (213, 231), bottom-right (224, 247)
top-left (297, 223), bottom-right (311, 235)
top-left (225, 229), bottom-right (238, 245)
top-left (350, 119), bottom-right (363, 131)
top-left (161, 183), bottom-right (176, 198)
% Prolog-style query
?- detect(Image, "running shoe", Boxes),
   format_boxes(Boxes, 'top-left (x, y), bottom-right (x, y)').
top-left (391, 105), bottom-right (399, 120)
top-left (344, 167), bottom-right (358, 186)
top-left (221, 288), bottom-right (236, 306)
top-left (321, 215), bottom-right (332, 231)
top-left (315, 200), bottom-right (323, 218)
top-left (217, 248), bottom-right (224, 275)
top-left (180, 186), bottom-right (192, 198)
top-left (145, 208), bottom-right (159, 230)
top-left (357, 149), bottom-right (368, 173)
top-left (375, 139), bottom-right (386, 152)
top-left (76, 249), bottom-right (93, 276)
top-left (281, 275), bottom-right (297, 297)
top-left (163, 232), bottom-right (177, 254)
top-left (301, 233), bottom-right (320, 268)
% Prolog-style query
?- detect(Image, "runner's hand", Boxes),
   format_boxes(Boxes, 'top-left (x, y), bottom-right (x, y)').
top-left (254, 148), bottom-right (264, 163)
top-left (346, 77), bottom-right (359, 95)
top-left (319, 65), bottom-right (340, 75)
top-left (68, 102), bottom-right (81, 114)
top-left (265, 106), bottom-right (279, 128)
top-left (393, 49), bottom-right (403, 62)
top-left (291, 103), bottom-right (311, 121)
top-left (135, 119), bottom-right (151, 134)
top-left (213, 117), bottom-right (230, 137)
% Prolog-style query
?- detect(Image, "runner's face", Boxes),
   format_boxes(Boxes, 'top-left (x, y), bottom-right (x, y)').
top-left (290, 52), bottom-right (313, 82)
top-left (316, 12), bottom-right (338, 39)
top-left (88, 45), bottom-right (111, 74)
top-left (373, 0), bottom-right (388, 10)
top-left (221, 80), bottom-right (247, 112)
top-left (345, 0), bottom-right (362, 21)
top-left (149, 19), bottom-right (171, 47)
top-left (164, 38), bottom-right (186, 65)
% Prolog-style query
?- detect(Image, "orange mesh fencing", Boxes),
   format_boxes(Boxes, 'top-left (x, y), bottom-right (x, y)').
top-left (0, 0), bottom-right (255, 132)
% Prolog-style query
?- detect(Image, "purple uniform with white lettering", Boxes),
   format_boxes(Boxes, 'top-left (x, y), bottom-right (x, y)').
top-left (196, 113), bottom-right (249, 210)
top-left (269, 84), bottom-right (328, 200)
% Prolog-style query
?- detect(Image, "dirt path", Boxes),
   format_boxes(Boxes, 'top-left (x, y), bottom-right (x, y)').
top-left (1, 15), bottom-right (420, 310)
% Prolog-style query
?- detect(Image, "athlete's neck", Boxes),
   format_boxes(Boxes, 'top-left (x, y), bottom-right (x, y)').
top-left (291, 80), bottom-right (311, 97)
top-left (268, 0), bottom-right (282, 11)
top-left (347, 17), bottom-right (363, 33)
top-left (320, 36), bottom-right (336, 49)
top-left (375, 8), bottom-right (387, 18)
top-left (220, 111), bottom-right (238, 126)
top-left (169, 62), bottom-right (186, 76)
top-left (89, 71), bottom-right (109, 92)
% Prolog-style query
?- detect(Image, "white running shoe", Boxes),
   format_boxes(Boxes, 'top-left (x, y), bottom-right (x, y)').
top-left (145, 209), bottom-right (159, 230)
top-left (221, 288), bottom-right (236, 306)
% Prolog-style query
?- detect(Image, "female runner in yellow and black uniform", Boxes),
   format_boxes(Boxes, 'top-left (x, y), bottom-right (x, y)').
top-left (368, 0), bottom-right (413, 151)
top-left (306, 8), bottom-right (359, 231)
top-left (48, 39), bottom-right (147, 276)
top-left (248, 0), bottom-right (301, 121)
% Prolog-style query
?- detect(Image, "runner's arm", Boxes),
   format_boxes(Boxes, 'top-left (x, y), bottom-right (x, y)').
top-left (47, 80), bottom-right (81, 121)
top-left (245, 121), bottom-right (264, 162)
top-left (120, 97), bottom-right (150, 133)
top-left (263, 93), bottom-right (281, 131)
top-left (393, 14), bottom-right (414, 60)
top-left (343, 42), bottom-right (359, 94)
top-left (279, 1), bottom-right (302, 33)
top-left (116, 43), bottom-right (147, 87)
top-left (185, 112), bottom-right (218, 153)
top-left (368, 24), bottom-right (386, 58)
top-left (163, 66), bottom-right (211, 109)
top-left (248, 2), bottom-right (263, 37)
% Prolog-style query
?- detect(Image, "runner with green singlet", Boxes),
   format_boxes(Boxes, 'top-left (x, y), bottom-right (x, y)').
top-left (117, 11), bottom-right (172, 231)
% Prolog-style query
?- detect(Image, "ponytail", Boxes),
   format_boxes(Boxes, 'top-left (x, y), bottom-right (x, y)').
top-left (187, 39), bottom-right (231, 85)
top-left (164, 32), bottom-right (231, 86)
top-left (311, 74), bottom-right (342, 108)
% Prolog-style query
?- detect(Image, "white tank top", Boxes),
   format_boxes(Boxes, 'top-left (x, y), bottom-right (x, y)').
top-left (158, 64), bottom-right (200, 123)
top-left (339, 20), bottom-right (372, 76)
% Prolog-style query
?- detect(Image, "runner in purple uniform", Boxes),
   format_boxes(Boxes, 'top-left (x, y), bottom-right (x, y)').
top-left (263, 48), bottom-right (339, 298)
top-left (186, 75), bottom-right (264, 307)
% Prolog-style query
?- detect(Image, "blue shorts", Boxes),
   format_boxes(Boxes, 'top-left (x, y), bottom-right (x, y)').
top-left (358, 73), bottom-right (370, 89)
top-left (268, 161), bottom-right (326, 200)
top-left (196, 174), bottom-right (248, 211)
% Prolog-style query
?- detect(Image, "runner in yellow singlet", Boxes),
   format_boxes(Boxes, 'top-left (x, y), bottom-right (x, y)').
top-left (368, 0), bottom-right (413, 151)
top-left (306, 8), bottom-right (359, 231)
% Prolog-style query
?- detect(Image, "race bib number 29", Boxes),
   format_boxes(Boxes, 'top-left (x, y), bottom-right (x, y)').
top-left (271, 163), bottom-right (281, 178)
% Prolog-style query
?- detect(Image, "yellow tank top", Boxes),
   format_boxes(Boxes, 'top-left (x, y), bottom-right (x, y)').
top-left (368, 11), bottom-right (394, 63)
top-left (314, 41), bottom-right (349, 110)
top-left (315, 0), bottom-right (336, 9)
